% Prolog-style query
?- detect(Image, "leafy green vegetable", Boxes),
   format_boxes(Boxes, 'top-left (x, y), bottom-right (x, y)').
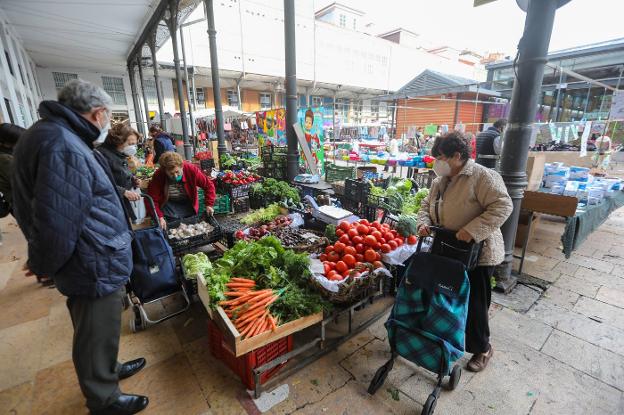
top-left (401, 188), bottom-right (429, 216)
top-left (250, 178), bottom-right (300, 204)
top-left (324, 224), bottom-right (338, 243)
top-left (240, 203), bottom-right (282, 225)
top-left (182, 252), bottom-right (212, 279)
top-left (396, 215), bottom-right (418, 237)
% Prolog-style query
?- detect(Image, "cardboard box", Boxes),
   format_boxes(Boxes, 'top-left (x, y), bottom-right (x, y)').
top-left (526, 154), bottom-right (546, 191)
top-left (515, 211), bottom-right (540, 248)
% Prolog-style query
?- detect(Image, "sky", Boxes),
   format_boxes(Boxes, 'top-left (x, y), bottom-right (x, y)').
top-left (315, 0), bottom-right (624, 56)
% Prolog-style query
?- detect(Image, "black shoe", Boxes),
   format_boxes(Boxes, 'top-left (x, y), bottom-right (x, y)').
top-left (90, 394), bottom-right (149, 415)
top-left (118, 358), bottom-right (146, 380)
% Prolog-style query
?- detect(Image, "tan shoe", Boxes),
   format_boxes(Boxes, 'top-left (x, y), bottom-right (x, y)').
top-left (467, 344), bottom-right (493, 372)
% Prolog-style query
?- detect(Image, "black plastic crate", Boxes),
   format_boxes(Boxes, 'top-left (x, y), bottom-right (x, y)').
top-left (249, 192), bottom-right (265, 209)
top-left (344, 179), bottom-right (369, 202)
top-left (381, 212), bottom-right (399, 229)
top-left (166, 214), bottom-right (222, 255)
top-left (230, 183), bottom-right (251, 199)
top-left (200, 159), bottom-right (215, 170)
top-left (232, 196), bottom-right (250, 213)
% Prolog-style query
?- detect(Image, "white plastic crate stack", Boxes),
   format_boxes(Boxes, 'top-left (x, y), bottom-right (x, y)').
top-left (541, 163), bottom-right (621, 206)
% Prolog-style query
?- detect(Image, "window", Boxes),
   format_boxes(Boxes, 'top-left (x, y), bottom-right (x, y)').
top-left (370, 102), bottom-right (379, 119)
top-left (101, 76), bottom-right (127, 105)
top-left (260, 93), bottom-right (272, 110)
top-left (227, 89), bottom-right (239, 107)
top-left (144, 79), bottom-right (158, 105)
top-left (195, 88), bottom-right (205, 105)
top-left (4, 50), bottom-right (13, 76)
top-left (311, 96), bottom-right (323, 107)
top-left (52, 72), bottom-right (78, 90)
top-left (339, 14), bottom-right (346, 28)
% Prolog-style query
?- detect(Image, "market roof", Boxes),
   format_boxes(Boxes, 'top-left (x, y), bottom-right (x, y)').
top-left (374, 69), bottom-right (500, 101)
top-left (486, 37), bottom-right (624, 70)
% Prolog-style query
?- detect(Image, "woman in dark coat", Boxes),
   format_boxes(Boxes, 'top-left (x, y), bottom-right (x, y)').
top-left (98, 122), bottom-right (142, 219)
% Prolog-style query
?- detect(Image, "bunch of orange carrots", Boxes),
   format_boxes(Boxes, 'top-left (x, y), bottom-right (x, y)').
top-left (218, 278), bottom-right (280, 339)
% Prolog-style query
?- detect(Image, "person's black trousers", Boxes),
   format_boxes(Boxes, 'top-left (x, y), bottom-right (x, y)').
top-left (465, 266), bottom-right (494, 354)
top-left (66, 287), bottom-right (124, 411)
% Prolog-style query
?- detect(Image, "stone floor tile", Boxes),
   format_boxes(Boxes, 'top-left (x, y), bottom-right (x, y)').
top-left (574, 267), bottom-right (624, 291)
top-left (38, 301), bottom-right (74, 371)
top-left (552, 261), bottom-right (579, 276)
top-left (541, 330), bottom-right (624, 391)
top-left (596, 286), bottom-right (624, 309)
top-left (118, 315), bottom-right (183, 368)
top-left (168, 301), bottom-right (210, 346)
top-left (574, 296), bottom-right (624, 331)
top-left (0, 274), bottom-right (59, 331)
top-left (492, 284), bottom-right (542, 313)
top-left (0, 260), bottom-right (18, 291)
top-left (565, 255), bottom-right (614, 274)
top-left (520, 265), bottom-right (560, 283)
top-left (291, 379), bottom-right (395, 415)
top-left (183, 337), bottom-right (247, 415)
top-left (0, 381), bottom-right (33, 415)
top-left (31, 359), bottom-right (86, 415)
top-left (0, 316), bottom-right (47, 391)
top-left (541, 285), bottom-right (580, 309)
top-left (489, 307), bottom-right (553, 351)
top-left (553, 274), bottom-right (600, 298)
top-left (266, 355), bottom-right (353, 415)
top-left (121, 353), bottom-right (210, 415)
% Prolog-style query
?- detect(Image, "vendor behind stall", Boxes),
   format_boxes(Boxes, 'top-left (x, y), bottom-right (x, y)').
top-left (146, 151), bottom-right (216, 229)
top-left (149, 124), bottom-right (175, 164)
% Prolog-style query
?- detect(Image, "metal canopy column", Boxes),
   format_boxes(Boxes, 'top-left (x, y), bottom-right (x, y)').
top-left (204, 0), bottom-right (226, 159)
top-left (284, 0), bottom-right (299, 181)
top-left (148, 32), bottom-right (166, 126)
top-left (165, 0), bottom-right (192, 160)
top-left (179, 25), bottom-right (196, 140)
top-left (128, 62), bottom-right (145, 135)
top-left (496, 0), bottom-right (563, 293)
top-left (137, 55), bottom-right (151, 132)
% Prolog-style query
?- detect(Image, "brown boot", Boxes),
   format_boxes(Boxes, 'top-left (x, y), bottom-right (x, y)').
top-left (467, 344), bottom-right (493, 372)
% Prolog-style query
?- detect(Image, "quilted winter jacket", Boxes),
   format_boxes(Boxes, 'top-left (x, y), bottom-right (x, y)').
top-left (11, 101), bottom-right (133, 298)
top-left (416, 159), bottom-right (513, 266)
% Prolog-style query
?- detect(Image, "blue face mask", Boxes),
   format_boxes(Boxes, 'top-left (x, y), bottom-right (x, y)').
top-left (175, 174), bottom-right (183, 182)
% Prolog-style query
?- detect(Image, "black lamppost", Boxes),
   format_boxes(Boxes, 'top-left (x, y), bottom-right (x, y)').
top-left (284, 0), bottom-right (299, 181)
top-left (496, 0), bottom-right (572, 292)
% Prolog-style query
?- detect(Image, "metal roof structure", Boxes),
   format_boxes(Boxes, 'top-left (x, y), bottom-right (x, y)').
top-left (374, 69), bottom-right (500, 101)
top-left (487, 37), bottom-right (624, 70)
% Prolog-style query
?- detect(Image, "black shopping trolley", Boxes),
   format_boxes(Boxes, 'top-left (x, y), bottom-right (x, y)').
top-left (126, 194), bottom-right (190, 332)
top-left (368, 227), bottom-right (479, 415)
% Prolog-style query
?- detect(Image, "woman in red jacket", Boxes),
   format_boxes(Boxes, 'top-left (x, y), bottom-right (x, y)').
top-left (146, 151), bottom-right (216, 229)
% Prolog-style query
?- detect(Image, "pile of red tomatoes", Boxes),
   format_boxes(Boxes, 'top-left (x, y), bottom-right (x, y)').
top-left (320, 219), bottom-right (418, 281)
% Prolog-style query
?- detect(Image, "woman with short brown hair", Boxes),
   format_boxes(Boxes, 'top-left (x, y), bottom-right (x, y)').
top-left (146, 151), bottom-right (216, 229)
top-left (98, 122), bottom-right (142, 219)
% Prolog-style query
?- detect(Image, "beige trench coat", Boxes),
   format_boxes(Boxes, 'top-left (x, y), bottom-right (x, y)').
top-left (416, 159), bottom-right (513, 266)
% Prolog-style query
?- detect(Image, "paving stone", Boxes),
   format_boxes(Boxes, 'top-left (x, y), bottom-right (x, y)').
top-left (492, 284), bottom-right (542, 313)
top-left (0, 381), bottom-right (32, 415)
top-left (553, 274), bottom-right (600, 298)
top-left (528, 297), bottom-right (624, 357)
top-left (489, 307), bottom-right (552, 351)
top-left (574, 267), bottom-right (624, 291)
top-left (552, 261), bottom-right (579, 276)
top-left (0, 316), bottom-right (47, 391)
top-left (565, 256), bottom-right (614, 274)
top-left (574, 296), bottom-right (624, 331)
top-left (520, 265), bottom-right (560, 283)
top-left (541, 330), bottom-right (624, 391)
top-left (118, 313), bottom-right (183, 368)
top-left (596, 286), bottom-right (624, 309)
top-left (541, 285), bottom-right (579, 309)
top-left (435, 331), bottom-right (622, 415)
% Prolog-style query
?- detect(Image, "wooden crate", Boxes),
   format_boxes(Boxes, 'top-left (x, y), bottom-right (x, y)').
top-left (197, 273), bottom-right (323, 356)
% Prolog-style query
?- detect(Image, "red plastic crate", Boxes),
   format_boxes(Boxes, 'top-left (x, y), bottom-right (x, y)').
top-left (207, 320), bottom-right (293, 390)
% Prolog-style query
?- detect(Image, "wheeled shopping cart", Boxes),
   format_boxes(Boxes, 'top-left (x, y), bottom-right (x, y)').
top-left (368, 231), bottom-right (472, 415)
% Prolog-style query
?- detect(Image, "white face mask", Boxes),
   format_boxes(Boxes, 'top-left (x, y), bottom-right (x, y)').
top-left (433, 159), bottom-right (452, 177)
top-left (94, 112), bottom-right (110, 145)
top-left (122, 144), bottom-right (137, 157)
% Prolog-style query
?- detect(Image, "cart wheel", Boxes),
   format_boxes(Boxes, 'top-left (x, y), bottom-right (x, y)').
top-left (421, 394), bottom-right (437, 415)
top-left (367, 366), bottom-right (389, 395)
top-left (447, 365), bottom-right (461, 390)
top-left (130, 306), bottom-right (144, 333)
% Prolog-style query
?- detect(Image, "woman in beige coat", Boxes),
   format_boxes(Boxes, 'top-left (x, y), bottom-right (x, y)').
top-left (417, 131), bottom-right (512, 373)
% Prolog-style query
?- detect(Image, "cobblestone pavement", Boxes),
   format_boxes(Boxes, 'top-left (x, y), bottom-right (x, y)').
top-left (1, 208), bottom-right (624, 414)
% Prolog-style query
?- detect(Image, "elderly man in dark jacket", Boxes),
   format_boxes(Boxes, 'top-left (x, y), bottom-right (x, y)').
top-left (11, 79), bottom-right (149, 415)
top-left (476, 119), bottom-right (507, 169)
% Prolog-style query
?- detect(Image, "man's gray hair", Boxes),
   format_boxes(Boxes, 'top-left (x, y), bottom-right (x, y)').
top-left (58, 79), bottom-right (113, 113)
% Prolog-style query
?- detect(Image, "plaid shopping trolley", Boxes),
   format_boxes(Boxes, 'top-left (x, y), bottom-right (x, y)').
top-left (368, 232), bottom-right (471, 415)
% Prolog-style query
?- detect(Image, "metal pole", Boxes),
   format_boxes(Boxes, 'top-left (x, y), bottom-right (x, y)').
top-left (583, 82), bottom-right (591, 116)
top-left (137, 56), bottom-right (151, 133)
top-left (166, 0), bottom-right (192, 160)
top-left (496, 0), bottom-right (560, 293)
top-left (284, 0), bottom-right (299, 181)
top-left (179, 25), bottom-right (196, 140)
top-left (204, 0), bottom-right (226, 159)
top-left (552, 68), bottom-right (564, 122)
top-left (127, 62), bottom-right (145, 135)
top-left (148, 34), bottom-right (166, 127)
